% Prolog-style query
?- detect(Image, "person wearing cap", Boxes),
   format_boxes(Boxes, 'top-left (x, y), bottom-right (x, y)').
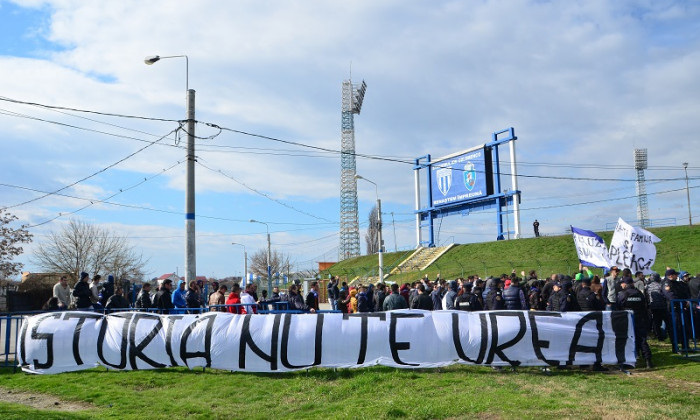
top-left (73, 271), bottom-right (93, 311)
top-left (617, 277), bottom-right (653, 368)
top-left (644, 273), bottom-right (669, 341)
top-left (560, 281), bottom-right (579, 312)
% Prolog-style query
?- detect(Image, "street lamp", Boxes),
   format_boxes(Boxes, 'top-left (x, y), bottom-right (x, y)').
top-left (145, 54), bottom-right (197, 285)
top-left (250, 219), bottom-right (272, 294)
top-left (683, 162), bottom-right (692, 225)
top-left (231, 243), bottom-right (248, 286)
top-left (355, 175), bottom-right (384, 281)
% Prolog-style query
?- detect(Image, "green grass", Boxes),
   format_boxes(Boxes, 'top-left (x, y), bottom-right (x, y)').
top-left (1, 341), bottom-right (698, 419)
top-left (323, 225), bottom-right (699, 283)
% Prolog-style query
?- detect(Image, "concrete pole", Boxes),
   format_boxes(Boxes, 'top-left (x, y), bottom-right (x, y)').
top-left (185, 89), bottom-right (196, 284)
top-left (684, 163), bottom-right (692, 225)
top-left (377, 198), bottom-right (384, 281)
top-left (267, 232), bottom-right (272, 293)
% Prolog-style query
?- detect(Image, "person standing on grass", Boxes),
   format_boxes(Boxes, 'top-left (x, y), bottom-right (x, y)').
top-left (533, 219), bottom-right (540, 237)
top-left (618, 277), bottom-right (653, 368)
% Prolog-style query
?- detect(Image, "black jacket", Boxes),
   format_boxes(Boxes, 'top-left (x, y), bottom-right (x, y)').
top-left (154, 289), bottom-right (174, 313)
top-left (410, 293), bottom-right (434, 310)
top-left (73, 280), bottom-right (92, 309)
top-left (135, 290), bottom-right (152, 309)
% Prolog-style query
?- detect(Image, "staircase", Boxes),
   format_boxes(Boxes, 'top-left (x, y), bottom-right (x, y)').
top-left (389, 245), bottom-right (455, 276)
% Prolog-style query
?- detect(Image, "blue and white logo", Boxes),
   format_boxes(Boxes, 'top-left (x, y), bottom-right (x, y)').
top-left (437, 167), bottom-right (452, 196)
top-left (463, 162), bottom-right (476, 191)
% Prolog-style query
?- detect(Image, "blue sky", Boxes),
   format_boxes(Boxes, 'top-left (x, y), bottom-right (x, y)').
top-left (1, 0), bottom-right (699, 280)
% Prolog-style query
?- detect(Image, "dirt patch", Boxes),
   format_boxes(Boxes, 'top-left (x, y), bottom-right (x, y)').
top-left (0, 387), bottom-right (94, 412)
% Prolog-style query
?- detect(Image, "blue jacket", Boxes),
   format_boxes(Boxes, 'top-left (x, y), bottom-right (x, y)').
top-left (172, 280), bottom-right (187, 308)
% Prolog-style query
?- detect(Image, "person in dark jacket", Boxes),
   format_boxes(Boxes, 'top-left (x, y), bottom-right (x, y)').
top-left (410, 284), bottom-right (434, 310)
top-left (454, 283), bottom-right (483, 311)
top-left (383, 283), bottom-right (408, 311)
top-left (105, 287), bottom-right (131, 311)
top-left (73, 271), bottom-right (93, 311)
top-left (154, 279), bottom-right (174, 314)
top-left (305, 281), bottom-right (320, 311)
top-left (577, 278), bottom-right (604, 311)
top-left (135, 282), bottom-right (153, 310)
top-left (327, 277), bottom-right (340, 311)
top-left (486, 278), bottom-right (505, 310)
top-left (357, 285), bottom-right (372, 312)
top-left (430, 282), bottom-right (444, 310)
top-left (100, 275), bottom-right (115, 307)
top-left (560, 281), bottom-right (580, 312)
top-left (645, 272), bottom-right (668, 340)
top-left (503, 277), bottom-right (527, 310)
top-left (289, 284), bottom-right (315, 312)
top-left (618, 277), bottom-right (653, 368)
top-left (547, 282), bottom-right (563, 311)
top-left (185, 280), bottom-right (203, 313)
top-left (374, 283), bottom-right (387, 312)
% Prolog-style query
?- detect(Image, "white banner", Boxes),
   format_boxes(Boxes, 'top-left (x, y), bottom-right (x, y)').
top-left (571, 226), bottom-right (612, 268)
top-left (17, 310), bottom-right (636, 374)
top-left (608, 218), bottom-right (661, 274)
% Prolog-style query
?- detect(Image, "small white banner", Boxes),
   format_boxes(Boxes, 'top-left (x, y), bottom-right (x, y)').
top-left (608, 218), bottom-right (661, 274)
top-left (571, 226), bottom-right (612, 269)
top-left (18, 310), bottom-right (636, 374)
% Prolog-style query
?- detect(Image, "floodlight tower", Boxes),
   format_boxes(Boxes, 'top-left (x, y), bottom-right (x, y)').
top-left (634, 148), bottom-right (650, 228)
top-left (339, 79), bottom-right (367, 260)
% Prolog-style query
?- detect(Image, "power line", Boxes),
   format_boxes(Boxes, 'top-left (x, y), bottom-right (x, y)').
top-left (3, 125), bottom-right (182, 210)
top-left (0, 95), bottom-right (180, 123)
top-left (26, 160), bottom-right (185, 228)
top-left (195, 160), bottom-right (336, 224)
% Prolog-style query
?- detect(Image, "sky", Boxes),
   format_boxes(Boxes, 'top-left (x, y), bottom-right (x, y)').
top-left (1, 0), bottom-right (699, 281)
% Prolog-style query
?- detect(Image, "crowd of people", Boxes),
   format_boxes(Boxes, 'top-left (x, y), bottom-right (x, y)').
top-left (49, 266), bottom-right (699, 369)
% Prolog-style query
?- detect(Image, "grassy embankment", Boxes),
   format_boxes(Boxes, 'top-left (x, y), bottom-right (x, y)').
top-left (324, 225), bottom-right (699, 284)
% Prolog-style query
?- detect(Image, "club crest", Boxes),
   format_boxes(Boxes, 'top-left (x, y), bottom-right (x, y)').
top-left (463, 162), bottom-right (476, 191)
top-left (437, 167), bottom-right (452, 196)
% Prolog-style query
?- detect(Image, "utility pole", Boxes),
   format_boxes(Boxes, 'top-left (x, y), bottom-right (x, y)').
top-left (683, 162), bottom-right (692, 225)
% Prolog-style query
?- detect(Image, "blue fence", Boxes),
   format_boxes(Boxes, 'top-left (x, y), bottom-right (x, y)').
top-left (670, 299), bottom-right (700, 357)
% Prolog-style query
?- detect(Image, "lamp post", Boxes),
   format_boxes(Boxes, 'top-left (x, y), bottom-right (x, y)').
top-left (683, 162), bottom-right (692, 225)
top-left (250, 219), bottom-right (272, 294)
top-left (355, 175), bottom-right (384, 281)
top-left (145, 54), bottom-right (197, 285)
top-left (231, 243), bottom-right (248, 286)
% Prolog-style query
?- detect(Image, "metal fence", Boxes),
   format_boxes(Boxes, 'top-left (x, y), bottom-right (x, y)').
top-left (670, 299), bottom-right (700, 358)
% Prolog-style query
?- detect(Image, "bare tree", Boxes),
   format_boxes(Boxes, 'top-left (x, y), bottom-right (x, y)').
top-left (365, 205), bottom-right (379, 255)
top-left (32, 219), bottom-right (147, 282)
top-left (0, 210), bottom-right (33, 280)
top-left (249, 248), bottom-right (290, 279)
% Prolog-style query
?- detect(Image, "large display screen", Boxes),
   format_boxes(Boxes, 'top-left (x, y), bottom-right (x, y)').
top-left (430, 146), bottom-right (492, 207)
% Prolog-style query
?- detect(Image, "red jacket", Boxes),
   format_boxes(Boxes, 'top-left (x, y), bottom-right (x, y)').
top-left (226, 292), bottom-right (242, 313)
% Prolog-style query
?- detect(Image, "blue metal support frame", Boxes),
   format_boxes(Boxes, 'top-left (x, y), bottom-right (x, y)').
top-left (414, 128), bottom-right (520, 246)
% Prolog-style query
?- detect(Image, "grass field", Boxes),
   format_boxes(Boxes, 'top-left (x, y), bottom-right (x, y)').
top-left (323, 225), bottom-right (699, 284)
top-left (1, 341), bottom-right (698, 419)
